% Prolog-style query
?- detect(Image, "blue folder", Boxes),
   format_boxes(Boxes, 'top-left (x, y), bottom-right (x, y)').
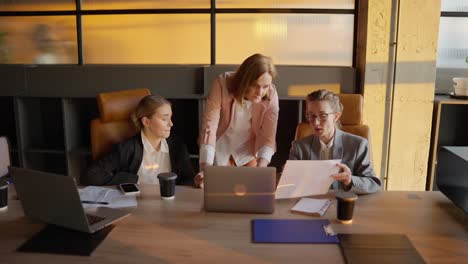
top-left (252, 219), bottom-right (339, 243)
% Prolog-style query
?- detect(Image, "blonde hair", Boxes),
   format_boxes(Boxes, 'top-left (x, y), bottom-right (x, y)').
top-left (306, 89), bottom-right (343, 127)
top-left (229, 53), bottom-right (277, 103)
top-left (131, 95), bottom-right (171, 131)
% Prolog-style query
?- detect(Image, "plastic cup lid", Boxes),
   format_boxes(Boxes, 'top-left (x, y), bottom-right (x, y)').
top-left (157, 172), bottom-right (177, 180)
top-left (335, 191), bottom-right (358, 201)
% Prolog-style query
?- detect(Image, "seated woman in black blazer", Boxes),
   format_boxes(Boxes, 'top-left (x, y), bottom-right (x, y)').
top-left (83, 95), bottom-right (195, 186)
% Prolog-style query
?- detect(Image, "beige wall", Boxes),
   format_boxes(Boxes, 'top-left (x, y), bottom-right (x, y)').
top-left (361, 0), bottom-right (392, 185)
top-left (362, 0), bottom-right (441, 190)
top-left (386, 0), bottom-right (441, 190)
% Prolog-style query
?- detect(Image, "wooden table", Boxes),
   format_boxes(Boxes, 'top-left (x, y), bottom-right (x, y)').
top-left (1, 185), bottom-right (467, 264)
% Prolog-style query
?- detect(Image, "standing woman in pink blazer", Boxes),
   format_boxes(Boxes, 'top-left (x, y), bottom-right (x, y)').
top-left (194, 53), bottom-right (279, 188)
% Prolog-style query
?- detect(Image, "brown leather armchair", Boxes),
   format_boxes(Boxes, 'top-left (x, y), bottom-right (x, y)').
top-left (90, 88), bottom-right (151, 161)
top-left (294, 94), bottom-right (370, 142)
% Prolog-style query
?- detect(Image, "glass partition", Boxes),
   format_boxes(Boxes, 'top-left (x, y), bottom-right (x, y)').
top-left (441, 0), bottom-right (468, 12)
top-left (216, 14), bottom-right (354, 65)
top-left (82, 0), bottom-right (209, 10)
top-left (0, 0), bottom-right (75, 11)
top-left (216, 0), bottom-right (354, 9)
top-left (437, 17), bottom-right (468, 69)
top-left (82, 14), bottom-right (210, 64)
top-left (0, 16), bottom-right (77, 64)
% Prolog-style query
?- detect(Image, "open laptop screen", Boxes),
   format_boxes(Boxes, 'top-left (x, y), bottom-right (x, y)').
top-left (436, 146), bottom-right (468, 214)
top-left (0, 137), bottom-right (10, 178)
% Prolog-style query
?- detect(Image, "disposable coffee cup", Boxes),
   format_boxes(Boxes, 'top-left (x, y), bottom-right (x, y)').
top-left (0, 184), bottom-right (8, 210)
top-left (336, 191), bottom-right (358, 224)
top-left (453, 77), bottom-right (467, 89)
top-left (453, 78), bottom-right (468, 95)
top-left (157, 172), bottom-right (177, 200)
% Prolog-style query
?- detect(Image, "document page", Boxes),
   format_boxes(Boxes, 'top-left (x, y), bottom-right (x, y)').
top-left (79, 186), bottom-right (137, 208)
top-left (276, 160), bottom-right (340, 199)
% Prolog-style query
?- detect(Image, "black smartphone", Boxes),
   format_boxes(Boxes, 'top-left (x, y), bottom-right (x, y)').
top-left (119, 183), bottom-right (140, 195)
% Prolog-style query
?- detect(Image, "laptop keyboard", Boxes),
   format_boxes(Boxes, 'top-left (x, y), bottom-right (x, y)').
top-left (86, 214), bottom-right (106, 225)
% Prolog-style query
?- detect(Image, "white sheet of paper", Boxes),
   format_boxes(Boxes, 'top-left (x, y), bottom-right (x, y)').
top-left (79, 186), bottom-right (137, 209)
top-left (276, 160), bottom-right (341, 199)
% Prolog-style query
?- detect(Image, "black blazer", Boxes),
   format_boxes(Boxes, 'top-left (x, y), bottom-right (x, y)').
top-left (83, 133), bottom-right (195, 186)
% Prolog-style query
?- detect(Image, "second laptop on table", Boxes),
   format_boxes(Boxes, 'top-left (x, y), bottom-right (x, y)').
top-left (203, 166), bottom-right (276, 214)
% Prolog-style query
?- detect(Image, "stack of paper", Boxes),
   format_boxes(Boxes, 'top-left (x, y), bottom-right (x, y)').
top-left (290, 198), bottom-right (332, 217)
top-left (79, 186), bottom-right (137, 209)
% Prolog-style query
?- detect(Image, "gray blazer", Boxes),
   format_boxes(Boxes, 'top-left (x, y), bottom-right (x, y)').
top-left (289, 128), bottom-right (381, 194)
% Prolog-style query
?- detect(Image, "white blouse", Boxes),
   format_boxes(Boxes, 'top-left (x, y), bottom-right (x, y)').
top-left (319, 137), bottom-right (334, 160)
top-left (200, 100), bottom-right (274, 166)
top-left (137, 132), bottom-right (172, 184)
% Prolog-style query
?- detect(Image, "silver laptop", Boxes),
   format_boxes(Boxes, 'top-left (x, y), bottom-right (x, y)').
top-left (10, 167), bottom-right (129, 233)
top-left (204, 166), bottom-right (276, 214)
top-left (0, 136), bottom-right (10, 178)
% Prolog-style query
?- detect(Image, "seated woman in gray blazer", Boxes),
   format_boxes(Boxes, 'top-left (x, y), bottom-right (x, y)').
top-left (289, 89), bottom-right (381, 194)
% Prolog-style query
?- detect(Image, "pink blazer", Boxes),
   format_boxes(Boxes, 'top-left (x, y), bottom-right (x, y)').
top-left (199, 72), bottom-right (279, 155)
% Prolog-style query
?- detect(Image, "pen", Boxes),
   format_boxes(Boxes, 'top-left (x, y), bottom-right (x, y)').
top-left (0, 178), bottom-right (12, 187)
top-left (81, 200), bottom-right (109, 205)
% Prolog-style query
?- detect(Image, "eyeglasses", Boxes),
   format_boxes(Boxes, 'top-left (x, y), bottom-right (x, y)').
top-left (306, 112), bottom-right (334, 123)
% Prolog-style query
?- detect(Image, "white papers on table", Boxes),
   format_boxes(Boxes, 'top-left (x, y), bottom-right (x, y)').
top-left (79, 186), bottom-right (137, 209)
top-left (276, 160), bottom-right (341, 199)
top-left (290, 198), bottom-right (332, 216)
